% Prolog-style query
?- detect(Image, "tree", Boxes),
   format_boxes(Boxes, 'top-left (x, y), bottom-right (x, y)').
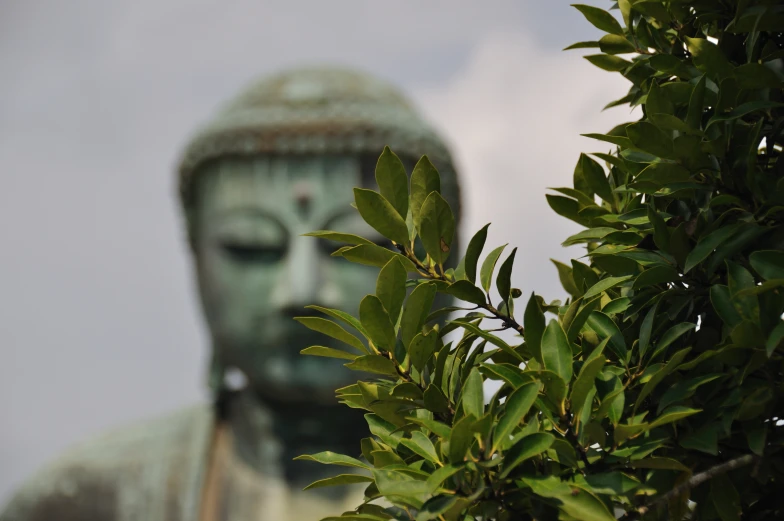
top-left (297, 2), bottom-right (784, 519)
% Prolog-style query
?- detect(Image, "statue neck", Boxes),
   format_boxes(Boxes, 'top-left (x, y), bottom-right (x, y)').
top-left (217, 387), bottom-right (367, 490)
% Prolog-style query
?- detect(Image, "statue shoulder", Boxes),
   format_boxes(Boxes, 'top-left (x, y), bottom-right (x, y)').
top-left (1, 404), bottom-right (214, 521)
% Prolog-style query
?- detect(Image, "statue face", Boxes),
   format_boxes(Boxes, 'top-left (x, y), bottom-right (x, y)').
top-left (192, 155), bottom-right (382, 404)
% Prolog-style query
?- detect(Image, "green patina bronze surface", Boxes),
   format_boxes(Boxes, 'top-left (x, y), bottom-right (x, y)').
top-left (0, 67), bottom-right (461, 521)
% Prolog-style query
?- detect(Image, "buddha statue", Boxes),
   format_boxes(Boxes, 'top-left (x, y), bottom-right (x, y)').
top-left (0, 67), bottom-right (461, 521)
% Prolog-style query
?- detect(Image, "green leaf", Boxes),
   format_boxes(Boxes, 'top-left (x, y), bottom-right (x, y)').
top-left (585, 472), bottom-right (640, 495)
top-left (572, 4), bottom-right (624, 35)
top-left (579, 153), bottom-right (613, 204)
top-left (375, 146), bottom-right (409, 219)
top-left (658, 374), bottom-right (723, 413)
top-left (710, 284), bottom-right (743, 328)
top-left (360, 295), bottom-right (397, 352)
top-left (683, 223), bottom-right (743, 273)
top-left (307, 305), bottom-right (369, 338)
top-left (584, 54), bottom-right (632, 71)
top-left (626, 121), bottom-right (673, 158)
top-left (372, 469), bottom-right (428, 503)
top-left (584, 275), bottom-right (633, 299)
top-left (294, 451), bottom-right (371, 470)
top-left (460, 369), bottom-right (484, 419)
top-left (353, 188), bottom-right (410, 245)
top-left (401, 283), bottom-right (437, 349)
top-left (586, 311), bottom-right (627, 361)
top-left (444, 280), bottom-right (487, 306)
top-left (706, 100), bottom-right (784, 128)
top-left (634, 347), bottom-right (691, 412)
top-left (479, 363), bottom-right (534, 390)
top-left (685, 37), bottom-right (734, 80)
top-left (767, 321), bottom-right (784, 357)
top-left (652, 322), bottom-right (696, 359)
top-left (570, 340), bottom-right (607, 419)
top-left (492, 381), bottom-right (542, 454)
top-left (303, 473), bottom-right (374, 491)
top-left (633, 265), bottom-right (679, 290)
top-left (410, 156), bottom-right (441, 233)
top-left (400, 431), bottom-right (440, 464)
top-left (303, 230), bottom-right (374, 246)
top-left (627, 457), bottom-right (690, 472)
top-left (409, 330), bottom-right (440, 371)
top-left (687, 75), bottom-right (707, 129)
top-left (734, 62), bottom-right (784, 89)
top-left (648, 406), bottom-right (701, 429)
top-left (418, 191), bottom-right (455, 267)
top-left (750, 250), bottom-right (784, 281)
top-left (464, 223), bottom-right (490, 284)
top-left (552, 259), bottom-right (580, 298)
top-left (496, 248), bottom-right (517, 307)
top-left (599, 33), bottom-right (636, 54)
top-left (524, 293), bottom-right (547, 364)
top-left (564, 40), bottom-right (601, 50)
top-left (500, 433), bottom-right (555, 479)
top-left (345, 355), bottom-right (399, 376)
top-left (562, 227), bottom-right (617, 246)
top-left (301, 345), bottom-right (359, 361)
top-left (542, 319), bottom-right (573, 383)
top-left (424, 384), bottom-right (450, 414)
top-left (451, 320), bottom-right (523, 362)
top-left (336, 244), bottom-right (417, 272)
top-left (376, 258), bottom-right (408, 324)
top-left (521, 476), bottom-right (615, 521)
top-left (480, 244), bottom-right (507, 293)
top-left (294, 317), bottom-right (367, 353)
top-left (406, 416), bottom-right (451, 439)
top-left (567, 296), bottom-right (602, 343)
top-left (448, 415), bottom-right (476, 463)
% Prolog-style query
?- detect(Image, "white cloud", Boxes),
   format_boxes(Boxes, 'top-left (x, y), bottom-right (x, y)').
top-left (414, 32), bottom-right (639, 302)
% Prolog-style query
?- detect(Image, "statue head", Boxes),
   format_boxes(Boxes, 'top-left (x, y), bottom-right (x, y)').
top-left (177, 67), bottom-right (460, 406)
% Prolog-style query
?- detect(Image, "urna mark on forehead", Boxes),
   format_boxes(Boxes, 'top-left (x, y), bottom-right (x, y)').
top-left (195, 155), bottom-right (364, 220)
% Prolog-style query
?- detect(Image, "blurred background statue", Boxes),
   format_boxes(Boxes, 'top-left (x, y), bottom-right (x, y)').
top-left (0, 67), bottom-right (461, 521)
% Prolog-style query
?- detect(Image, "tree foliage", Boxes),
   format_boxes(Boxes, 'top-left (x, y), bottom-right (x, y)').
top-left (298, 1), bottom-right (784, 519)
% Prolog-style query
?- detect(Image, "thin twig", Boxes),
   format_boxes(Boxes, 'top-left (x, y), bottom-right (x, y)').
top-left (625, 454), bottom-right (757, 518)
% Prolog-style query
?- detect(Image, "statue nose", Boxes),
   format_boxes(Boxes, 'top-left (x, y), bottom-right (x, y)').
top-left (270, 235), bottom-right (323, 312)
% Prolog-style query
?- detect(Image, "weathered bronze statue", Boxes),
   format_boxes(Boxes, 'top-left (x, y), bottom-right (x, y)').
top-left (1, 67), bottom-right (461, 521)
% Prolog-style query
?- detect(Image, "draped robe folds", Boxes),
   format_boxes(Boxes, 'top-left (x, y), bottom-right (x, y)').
top-left (0, 391), bottom-right (364, 521)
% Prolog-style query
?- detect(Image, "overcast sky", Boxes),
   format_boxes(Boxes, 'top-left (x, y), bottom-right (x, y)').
top-left (0, 0), bottom-right (635, 501)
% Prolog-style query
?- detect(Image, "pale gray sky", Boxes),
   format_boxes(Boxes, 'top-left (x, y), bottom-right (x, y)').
top-left (0, 0), bottom-right (634, 500)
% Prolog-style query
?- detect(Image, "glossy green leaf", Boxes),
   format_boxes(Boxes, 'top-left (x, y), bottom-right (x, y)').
top-left (491, 381), bottom-right (541, 454)
top-left (423, 384), bottom-right (450, 414)
top-left (294, 317), bottom-right (367, 353)
top-left (410, 155), bottom-right (441, 232)
top-left (584, 275), bottom-right (633, 299)
top-left (409, 330), bottom-right (440, 371)
top-left (443, 280), bottom-right (486, 306)
top-left (634, 347), bottom-right (691, 412)
top-left (303, 473), bottom-right (374, 491)
top-left (750, 250), bottom-right (784, 281)
top-left (451, 320), bottom-right (523, 362)
top-left (400, 431), bottom-right (440, 464)
top-left (301, 345), bottom-right (359, 361)
top-left (359, 295), bottom-right (397, 352)
top-left (376, 258), bottom-right (407, 324)
top-left (448, 415), bottom-right (476, 463)
top-left (520, 475), bottom-right (615, 521)
top-left (353, 188), bottom-right (410, 245)
top-left (496, 247), bottom-right (517, 307)
top-left (524, 293), bottom-right (546, 363)
top-left (294, 451), bottom-right (371, 470)
top-left (480, 244), bottom-right (507, 293)
top-left (572, 4), bottom-right (624, 35)
top-left (599, 33), bottom-right (636, 54)
top-left (336, 244), bottom-right (417, 272)
top-left (584, 54), bottom-right (632, 71)
top-left (541, 319), bottom-right (573, 383)
top-left (345, 355), bottom-right (398, 376)
top-left (626, 121), bottom-right (673, 158)
top-left (375, 146), bottom-right (409, 219)
top-left (401, 283), bottom-right (437, 349)
top-left (683, 223), bottom-right (743, 273)
top-left (499, 433), bottom-right (555, 479)
top-left (418, 191), bottom-right (455, 266)
top-left (479, 363), bottom-right (534, 390)
top-left (460, 369), bottom-right (484, 419)
top-left (307, 305), bottom-right (369, 338)
top-left (464, 223), bottom-right (489, 284)
top-left (587, 311), bottom-right (627, 361)
top-left (570, 340), bottom-right (608, 419)
top-left (685, 37), bottom-right (734, 80)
